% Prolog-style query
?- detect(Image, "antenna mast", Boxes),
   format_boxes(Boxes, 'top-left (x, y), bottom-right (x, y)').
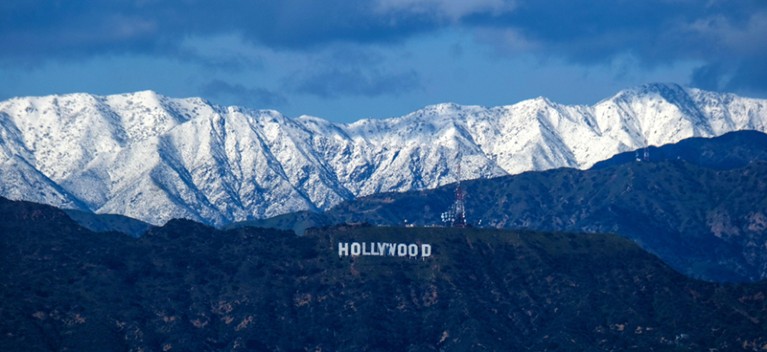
top-left (441, 158), bottom-right (467, 227)
top-left (453, 179), bottom-right (467, 228)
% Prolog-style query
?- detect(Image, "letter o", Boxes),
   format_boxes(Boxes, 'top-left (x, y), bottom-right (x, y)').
top-left (351, 242), bottom-right (361, 256)
top-left (408, 244), bottom-right (418, 257)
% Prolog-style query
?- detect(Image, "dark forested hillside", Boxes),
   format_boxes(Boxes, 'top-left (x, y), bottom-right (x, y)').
top-left (590, 130), bottom-right (767, 170)
top-left (305, 132), bottom-right (767, 283)
top-left (2, 197), bottom-right (766, 351)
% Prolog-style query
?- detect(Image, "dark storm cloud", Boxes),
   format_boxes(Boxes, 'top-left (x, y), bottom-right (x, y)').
top-left (289, 67), bottom-right (421, 98)
top-left (691, 62), bottom-right (726, 91)
top-left (0, 0), bottom-right (436, 65)
top-left (471, 0), bottom-right (767, 93)
top-left (284, 45), bottom-right (422, 98)
top-left (486, 0), bottom-right (766, 94)
top-left (0, 1), bottom-right (167, 63)
top-left (724, 58), bottom-right (767, 93)
top-left (2, 0), bottom-right (765, 94)
top-left (3, 1), bottom-right (763, 61)
top-left (200, 80), bottom-right (287, 107)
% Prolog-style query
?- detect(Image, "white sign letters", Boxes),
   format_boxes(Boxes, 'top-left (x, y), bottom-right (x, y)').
top-left (337, 242), bottom-right (432, 258)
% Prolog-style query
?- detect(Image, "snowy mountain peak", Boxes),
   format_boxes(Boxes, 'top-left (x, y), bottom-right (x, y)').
top-left (529, 96), bottom-right (555, 105)
top-left (123, 89), bottom-right (162, 101)
top-left (422, 102), bottom-right (466, 114)
top-left (1, 84), bottom-right (766, 226)
top-left (607, 82), bottom-right (698, 108)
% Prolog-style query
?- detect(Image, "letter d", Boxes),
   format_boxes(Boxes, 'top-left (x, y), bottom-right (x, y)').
top-left (421, 244), bottom-right (432, 258)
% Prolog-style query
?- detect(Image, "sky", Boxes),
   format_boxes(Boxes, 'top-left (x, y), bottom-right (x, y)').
top-left (1, 0), bottom-right (766, 123)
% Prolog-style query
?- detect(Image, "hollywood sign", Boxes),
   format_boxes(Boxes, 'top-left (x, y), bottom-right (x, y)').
top-left (338, 242), bottom-right (432, 258)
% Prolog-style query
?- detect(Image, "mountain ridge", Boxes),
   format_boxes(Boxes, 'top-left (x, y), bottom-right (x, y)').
top-left (2, 83), bottom-right (766, 226)
top-left (297, 131), bottom-right (767, 282)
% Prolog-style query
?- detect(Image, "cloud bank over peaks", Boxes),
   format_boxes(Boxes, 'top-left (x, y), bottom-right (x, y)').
top-left (2, 0), bottom-right (766, 119)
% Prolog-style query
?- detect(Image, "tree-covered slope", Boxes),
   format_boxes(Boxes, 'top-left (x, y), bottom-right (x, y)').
top-left (2, 197), bottom-right (766, 351)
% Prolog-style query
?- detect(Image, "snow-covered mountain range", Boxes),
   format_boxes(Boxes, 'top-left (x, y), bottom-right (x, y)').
top-left (1, 83), bottom-right (766, 226)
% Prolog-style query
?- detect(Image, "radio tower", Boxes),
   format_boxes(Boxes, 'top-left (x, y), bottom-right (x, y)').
top-left (453, 180), bottom-right (467, 228)
top-left (441, 162), bottom-right (467, 227)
